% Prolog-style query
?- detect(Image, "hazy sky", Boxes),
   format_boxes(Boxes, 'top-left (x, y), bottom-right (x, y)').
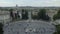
top-left (0, 0), bottom-right (60, 7)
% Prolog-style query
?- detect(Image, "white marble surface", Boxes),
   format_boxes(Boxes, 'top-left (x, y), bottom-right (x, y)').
top-left (3, 21), bottom-right (56, 34)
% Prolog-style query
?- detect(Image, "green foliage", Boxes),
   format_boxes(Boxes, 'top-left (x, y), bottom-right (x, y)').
top-left (38, 9), bottom-right (50, 21)
top-left (22, 9), bottom-right (28, 20)
top-left (32, 15), bottom-right (38, 20)
top-left (54, 24), bottom-right (60, 34)
top-left (53, 14), bottom-right (57, 20)
top-left (9, 9), bottom-right (13, 12)
top-left (57, 10), bottom-right (60, 14)
top-left (24, 10), bottom-right (28, 19)
top-left (0, 23), bottom-right (3, 34)
top-left (9, 9), bottom-right (15, 21)
top-left (53, 10), bottom-right (60, 21)
top-left (38, 9), bottom-right (46, 19)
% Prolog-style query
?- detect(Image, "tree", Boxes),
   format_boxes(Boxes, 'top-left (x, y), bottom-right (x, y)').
top-left (0, 23), bottom-right (3, 34)
top-left (38, 9), bottom-right (50, 21)
top-left (53, 24), bottom-right (60, 34)
top-left (53, 10), bottom-right (60, 21)
top-left (25, 10), bottom-right (28, 19)
top-left (9, 9), bottom-right (14, 20)
top-left (57, 10), bottom-right (60, 14)
top-left (38, 9), bottom-right (46, 19)
top-left (32, 15), bottom-right (38, 20)
top-left (22, 9), bottom-right (25, 19)
top-left (22, 9), bottom-right (28, 20)
top-left (17, 11), bottom-right (20, 19)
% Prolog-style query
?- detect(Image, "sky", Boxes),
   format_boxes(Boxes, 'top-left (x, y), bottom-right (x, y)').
top-left (0, 0), bottom-right (60, 7)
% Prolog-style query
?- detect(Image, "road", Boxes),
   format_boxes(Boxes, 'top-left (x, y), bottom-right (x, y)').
top-left (3, 20), bottom-right (56, 34)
